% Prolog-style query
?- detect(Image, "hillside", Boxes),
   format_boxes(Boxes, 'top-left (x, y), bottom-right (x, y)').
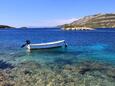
top-left (62, 13), bottom-right (115, 29)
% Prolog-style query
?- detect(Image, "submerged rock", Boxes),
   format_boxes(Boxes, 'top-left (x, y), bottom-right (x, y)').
top-left (0, 60), bottom-right (114, 86)
top-left (105, 67), bottom-right (115, 78)
top-left (0, 70), bottom-right (15, 86)
top-left (17, 61), bottom-right (41, 69)
top-left (53, 58), bottom-right (73, 65)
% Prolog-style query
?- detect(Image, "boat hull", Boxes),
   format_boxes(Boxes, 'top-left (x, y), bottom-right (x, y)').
top-left (26, 40), bottom-right (66, 50)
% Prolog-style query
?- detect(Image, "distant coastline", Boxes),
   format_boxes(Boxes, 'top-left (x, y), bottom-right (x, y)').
top-left (0, 25), bottom-right (15, 29)
top-left (1, 13), bottom-right (115, 30)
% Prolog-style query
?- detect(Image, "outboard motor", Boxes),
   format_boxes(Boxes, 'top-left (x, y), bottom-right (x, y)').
top-left (21, 40), bottom-right (31, 48)
top-left (26, 40), bottom-right (31, 44)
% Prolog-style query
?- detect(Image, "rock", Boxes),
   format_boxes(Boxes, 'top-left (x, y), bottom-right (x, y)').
top-left (17, 61), bottom-right (41, 69)
top-left (0, 72), bottom-right (6, 81)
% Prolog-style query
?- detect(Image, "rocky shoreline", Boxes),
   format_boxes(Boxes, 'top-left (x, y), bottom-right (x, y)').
top-left (62, 27), bottom-right (94, 30)
top-left (0, 60), bottom-right (115, 86)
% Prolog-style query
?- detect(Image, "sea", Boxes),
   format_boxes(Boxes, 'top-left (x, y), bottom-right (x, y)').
top-left (0, 28), bottom-right (115, 65)
top-left (0, 28), bottom-right (115, 86)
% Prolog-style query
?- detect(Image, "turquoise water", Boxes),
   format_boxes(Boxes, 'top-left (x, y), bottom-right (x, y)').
top-left (0, 28), bottom-right (115, 65)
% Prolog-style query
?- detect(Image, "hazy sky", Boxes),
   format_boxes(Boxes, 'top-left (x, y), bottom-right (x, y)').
top-left (0, 0), bottom-right (115, 27)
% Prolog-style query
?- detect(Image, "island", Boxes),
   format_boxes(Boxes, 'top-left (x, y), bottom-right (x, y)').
top-left (0, 25), bottom-right (15, 29)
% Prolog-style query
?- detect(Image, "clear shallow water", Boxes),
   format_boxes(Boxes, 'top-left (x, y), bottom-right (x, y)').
top-left (0, 28), bottom-right (115, 66)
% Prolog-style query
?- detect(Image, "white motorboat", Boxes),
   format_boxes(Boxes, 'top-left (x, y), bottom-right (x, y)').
top-left (21, 40), bottom-right (67, 50)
